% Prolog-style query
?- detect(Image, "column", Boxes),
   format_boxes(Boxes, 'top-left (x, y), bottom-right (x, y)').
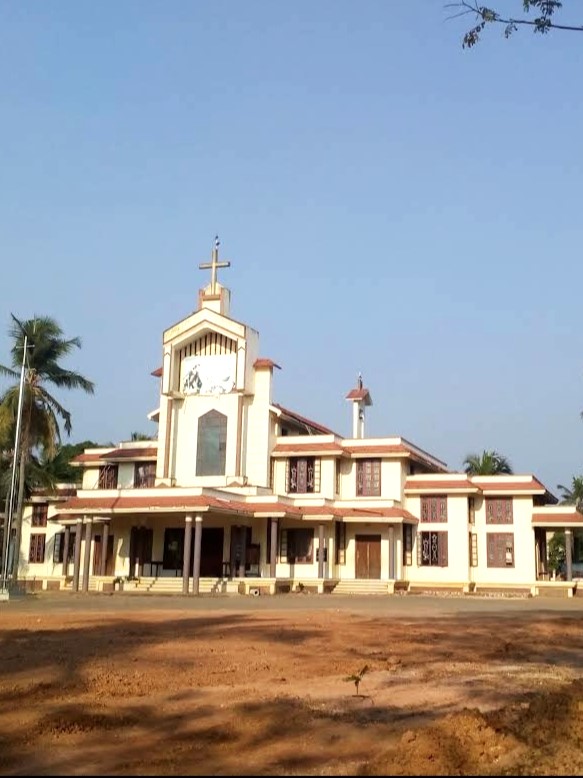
top-left (318, 524), bottom-right (325, 579)
top-left (565, 528), bottom-right (573, 582)
top-left (183, 515), bottom-right (193, 594)
top-left (100, 522), bottom-right (109, 577)
top-left (72, 519), bottom-right (83, 592)
top-left (192, 515), bottom-right (203, 595)
top-left (388, 526), bottom-right (395, 580)
top-left (82, 518), bottom-right (93, 593)
top-left (62, 525), bottom-right (71, 578)
top-left (270, 518), bottom-right (278, 578)
top-left (238, 527), bottom-right (246, 579)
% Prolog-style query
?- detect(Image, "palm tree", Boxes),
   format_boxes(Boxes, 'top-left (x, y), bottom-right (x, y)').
top-left (463, 450), bottom-right (513, 475)
top-left (0, 315), bottom-right (94, 579)
top-left (557, 476), bottom-right (583, 511)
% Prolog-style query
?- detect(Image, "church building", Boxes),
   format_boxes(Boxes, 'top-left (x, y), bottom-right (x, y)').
top-left (16, 240), bottom-right (583, 597)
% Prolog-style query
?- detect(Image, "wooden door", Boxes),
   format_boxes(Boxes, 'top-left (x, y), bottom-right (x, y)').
top-left (200, 528), bottom-right (224, 577)
top-left (355, 535), bottom-right (381, 579)
top-left (93, 534), bottom-right (103, 575)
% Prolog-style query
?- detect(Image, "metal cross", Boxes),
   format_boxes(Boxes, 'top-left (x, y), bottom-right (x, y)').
top-left (198, 235), bottom-right (230, 294)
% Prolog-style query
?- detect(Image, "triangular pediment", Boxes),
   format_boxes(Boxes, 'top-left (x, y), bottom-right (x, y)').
top-left (163, 308), bottom-right (246, 350)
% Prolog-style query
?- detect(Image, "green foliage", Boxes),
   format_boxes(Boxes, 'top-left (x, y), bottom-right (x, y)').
top-left (463, 450), bottom-right (513, 475)
top-left (548, 531), bottom-right (566, 574)
top-left (343, 664), bottom-right (369, 696)
top-left (130, 431), bottom-right (154, 441)
top-left (557, 476), bottom-right (583, 511)
top-left (446, 1), bottom-right (580, 48)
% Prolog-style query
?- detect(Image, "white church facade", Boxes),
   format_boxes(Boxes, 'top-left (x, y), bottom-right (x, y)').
top-left (16, 241), bottom-right (583, 597)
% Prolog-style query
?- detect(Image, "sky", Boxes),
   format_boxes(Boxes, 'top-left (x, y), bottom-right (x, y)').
top-left (1, 1), bottom-right (582, 492)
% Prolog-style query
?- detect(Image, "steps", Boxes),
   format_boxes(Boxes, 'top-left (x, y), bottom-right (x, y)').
top-left (123, 577), bottom-right (234, 595)
top-left (331, 579), bottom-right (391, 595)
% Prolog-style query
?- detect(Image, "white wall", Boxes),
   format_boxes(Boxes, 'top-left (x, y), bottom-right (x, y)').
top-left (473, 495), bottom-right (536, 584)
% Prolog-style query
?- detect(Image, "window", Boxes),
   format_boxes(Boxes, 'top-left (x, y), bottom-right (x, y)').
top-left (403, 524), bottom-right (413, 566)
top-left (196, 410), bottom-right (227, 476)
top-left (29, 534), bottom-right (46, 564)
top-left (53, 532), bottom-right (64, 563)
top-left (32, 503), bottom-right (48, 527)
top-left (287, 457), bottom-right (320, 493)
top-left (468, 497), bottom-right (476, 525)
top-left (356, 459), bottom-right (381, 496)
top-left (417, 531), bottom-right (448, 567)
top-left (469, 532), bottom-right (478, 567)
top-left (134, 462), bottom-right (156, 488)
top-left (485, 498), bottom-right (513, 524)
top-left (98, 465), bottom-right (118, 490)
top-left (335, 522), bottom-right (346, 565)
top-left (420, 496), bottom-right (448, 523)
top-left (279, 528), bottom-right (314, 564)
top-left (335, 459), bottom-right (341, 496)
top-left (487, 533), bottom-right (514, 567)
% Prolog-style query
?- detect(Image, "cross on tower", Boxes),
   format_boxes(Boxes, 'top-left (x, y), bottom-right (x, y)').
top-left (199, 236), bottom-right (231, 294)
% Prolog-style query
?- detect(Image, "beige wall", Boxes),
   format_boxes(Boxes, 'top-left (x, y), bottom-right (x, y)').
top-left (171, 393), bottom-right (240, 486)
top-left (243, 369), bottom-right (272, 488)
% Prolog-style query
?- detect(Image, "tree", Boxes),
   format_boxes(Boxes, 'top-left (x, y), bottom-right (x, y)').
top-left (343, 665), bottom-right (369, 697)
top-left (0, 315), bottom-right (94, 580)
top-left (130, 431), bottom-right (154, 441)
top-left (463, 449), bottom-right (513, 475)
top-left (446, 1), bottom-right (583, 48)
top-left (547, 530), bottom-right (566, 577)
top-left (557, 476), bottom-right (583, 511)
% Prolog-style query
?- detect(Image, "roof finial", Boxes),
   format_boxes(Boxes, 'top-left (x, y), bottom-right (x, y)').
top-left (198, 235), bottom-right (231, 294)
top-left (358, 372), bottom-right (363, 390)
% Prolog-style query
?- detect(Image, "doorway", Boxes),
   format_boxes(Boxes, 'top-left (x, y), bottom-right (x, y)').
top-left (355, 534), bottom-right (381, 579)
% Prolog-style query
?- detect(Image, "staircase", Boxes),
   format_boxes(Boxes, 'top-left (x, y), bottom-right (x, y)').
top-left (123, 577), bottom-right (235, 595)
top-left (331, 579), bottom-right (391, 595)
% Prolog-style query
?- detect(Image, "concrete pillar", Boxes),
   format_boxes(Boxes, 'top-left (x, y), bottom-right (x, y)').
top-left (192, 515), bottom-right (203, 595)
top-left (388, 526), bottom-right (395, 579)
top-left (318, 523), bottom-right (325, 579)
top-left (270, 518), bottom-right (278, 578)
top-left (565, 528), bottom-right (573, 582)
top-left (238, 527), bottom-right (246, 578)
top-left (62, 525), bottom-right (71, 578)
top-left (82, 518), bottom-right (93, 593)
top-left (100, 521), bottom-right (109, 577)
top-left (183, 515), bottom-right (193, 594)
top-left (72, 519), bottom-right (83, 592)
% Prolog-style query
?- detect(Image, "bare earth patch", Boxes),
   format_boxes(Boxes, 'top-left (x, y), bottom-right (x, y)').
top-left (1, 596), bottom-right (583, 775)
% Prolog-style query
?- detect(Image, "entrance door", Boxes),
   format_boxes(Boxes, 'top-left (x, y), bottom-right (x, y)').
top-left (129, 527), bottom-right (153, 577)
top-left (93, 534), bottom-right (115, 576)
top-left (355, 534), bottom-right (381, 579)
top-left (163, 528), bottom-right (184, 575)
top-left (200, 528), bottom-right (224, 577)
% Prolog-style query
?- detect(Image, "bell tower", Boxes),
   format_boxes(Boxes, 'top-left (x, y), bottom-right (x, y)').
top-left (345, 373), bottom-right (372, 439)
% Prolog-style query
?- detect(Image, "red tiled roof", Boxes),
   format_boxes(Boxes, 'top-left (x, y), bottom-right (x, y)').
top-left (70, 452), bottom-right (112, 464)
top-left (532, 511), bottom-right (583, 525)
top-left (103, 447), bottom-right (158, 460)
top-left (272, 403), bottom-right (338, 436)
top-left (404, 479), bottom-right (476, 492)
top-left (57, 495), bottom-right (243, 514)
top-left (344, 444), bottom-right (409, 456)
top-left (254, 358), bottom-right (281, 370)
top-left (478, 479), bottom-right (546, 493)
top-left (345, 388), bottom-right (370, 401)
top-left (272, 443), bottom-right (343, 455)
top-left (151, 367), bottom-right (163, 377)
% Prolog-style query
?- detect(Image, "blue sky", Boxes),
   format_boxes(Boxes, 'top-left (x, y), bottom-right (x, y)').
top-left (1, 1), bottom-right (582, 491)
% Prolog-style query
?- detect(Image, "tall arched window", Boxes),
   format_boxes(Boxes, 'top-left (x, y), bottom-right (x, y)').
top-left (196, 410), bottom-right (227, 476)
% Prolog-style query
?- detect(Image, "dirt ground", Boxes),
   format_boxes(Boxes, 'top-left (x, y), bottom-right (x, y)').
top-left (1, 593), bottom-right (583, 775)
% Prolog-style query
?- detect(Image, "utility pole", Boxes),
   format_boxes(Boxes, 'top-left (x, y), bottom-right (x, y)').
top-left (1, 335), bottom-right (29, 599)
